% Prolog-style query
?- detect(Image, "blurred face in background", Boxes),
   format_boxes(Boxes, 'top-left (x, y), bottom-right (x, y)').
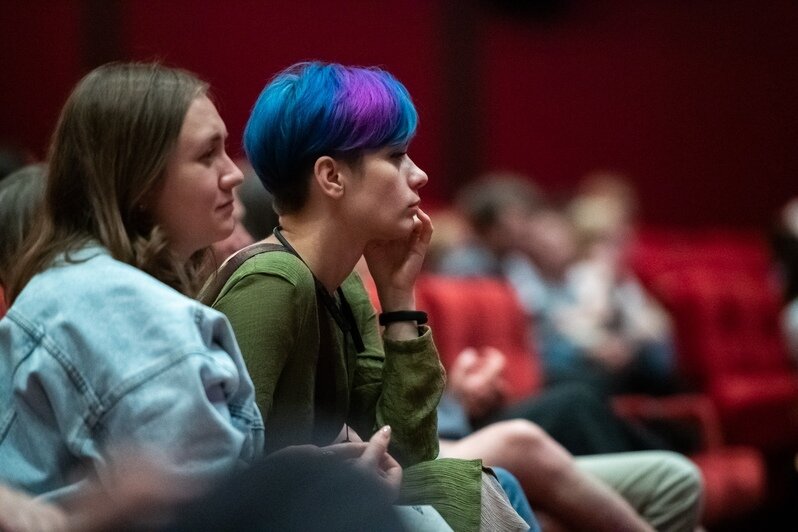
top-left (521, 209), bottom-right (578, 279)
top-left (483, 203), bottom-right (530, 256)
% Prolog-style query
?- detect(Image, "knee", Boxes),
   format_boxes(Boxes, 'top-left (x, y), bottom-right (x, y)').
top-left (493, 419), bottom-right (548, 451)
top-left (493, 419), bottom-right (574, 476)
top-left (657, 452), bottom-right (703, 499)
top-left (650, 452), bottom-right (704, 530)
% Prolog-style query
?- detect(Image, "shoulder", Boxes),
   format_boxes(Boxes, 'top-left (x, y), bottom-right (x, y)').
top-left (19, 247), bottom-right (185, 312)
top-left (220, 249), bottom-right (316, 299)
top-left (3, 248), bottom-right (251, 415)
top-left (12, 247), bottom-right (232, 362)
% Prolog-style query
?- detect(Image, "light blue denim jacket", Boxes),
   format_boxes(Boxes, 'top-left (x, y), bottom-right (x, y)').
top-left (0, 246), bottom-right (265, 501)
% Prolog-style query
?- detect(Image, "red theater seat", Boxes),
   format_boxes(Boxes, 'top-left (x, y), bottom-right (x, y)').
top-left (405, 273), bottom-right (766, 527)
top-left (635, 233), bottom-right (798, 452)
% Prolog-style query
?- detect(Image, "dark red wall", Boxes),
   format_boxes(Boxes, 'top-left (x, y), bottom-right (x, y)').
top-left (2, 0), bottom-right (797, 228)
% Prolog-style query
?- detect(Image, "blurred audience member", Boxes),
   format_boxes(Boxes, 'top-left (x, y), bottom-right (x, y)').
top-left (210, 189), bottom-right (256, 264)
top-left (439, 173), bottom-right (541, 277)
top-left (0, 164), bottom-right (46, 317)
top-left (0, 143), bottom-right (29, 181)
top-left (438, 174), bottom-right (667, 453)
top-left (436, 347), bottom-right (701, 532)
top-left (565, 177), bottom-right (678, 396)
top-left (771, 196), bottom-right (798, 365)
top-left (424, 207), bottom-right (472, 273)
top-left (236, 158), bottom-right (279, 240)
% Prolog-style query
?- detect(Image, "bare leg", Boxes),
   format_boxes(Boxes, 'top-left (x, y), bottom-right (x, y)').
top-left (439, 420), bottom-right (654, 532)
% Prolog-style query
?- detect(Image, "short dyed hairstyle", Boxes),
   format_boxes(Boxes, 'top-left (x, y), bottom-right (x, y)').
top-left (244, 61), bottom-right (418, 214)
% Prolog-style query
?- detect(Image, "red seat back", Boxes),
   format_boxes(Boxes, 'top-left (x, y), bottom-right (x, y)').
top-left (415, 275), bottom-right (543, 404)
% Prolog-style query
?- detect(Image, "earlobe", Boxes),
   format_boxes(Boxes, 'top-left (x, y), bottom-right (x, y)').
top-left (313, 156), bottom-right (345, 199)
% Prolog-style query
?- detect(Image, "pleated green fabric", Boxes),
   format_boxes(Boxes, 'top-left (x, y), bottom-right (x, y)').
top-left (400, 458), bottom-right (483, 532)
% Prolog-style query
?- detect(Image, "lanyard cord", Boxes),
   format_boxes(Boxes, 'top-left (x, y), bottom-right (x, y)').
top-left (272, 226), bottom-right (365, 353)
top-left (272, 227), bottom-right (366, 443)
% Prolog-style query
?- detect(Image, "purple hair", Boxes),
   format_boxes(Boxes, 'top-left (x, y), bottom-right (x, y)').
top-left (244, 62), bottom-right (418, 213)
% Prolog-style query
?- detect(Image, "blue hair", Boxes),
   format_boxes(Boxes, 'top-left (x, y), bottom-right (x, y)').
top-left (244, 62), bottom-right (418, 213)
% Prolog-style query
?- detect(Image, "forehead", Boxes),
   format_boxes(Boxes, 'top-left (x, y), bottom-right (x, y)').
top-left (178, 95), bottom-right (227, 145)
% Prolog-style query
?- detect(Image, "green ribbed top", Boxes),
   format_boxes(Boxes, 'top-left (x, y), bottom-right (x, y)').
top-left (210, 251), bottom-right (483, 529)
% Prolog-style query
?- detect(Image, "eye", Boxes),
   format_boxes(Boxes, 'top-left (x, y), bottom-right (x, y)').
top-left (390, 150), bottom-right (407, 160)
top-left (200, 147), bottom-right (216, 164)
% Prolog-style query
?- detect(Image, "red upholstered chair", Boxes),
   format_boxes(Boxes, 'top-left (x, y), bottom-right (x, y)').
top-left (632, 229), bottom-right (798, 453)
top-left (362, 272), bottom-right (542, 403)
top-left (414, 275), bottom-right (542, 404)
top-left (406, 273), bottom-right (766, 526)
top-left (613, 393), bottom-right (766, 524)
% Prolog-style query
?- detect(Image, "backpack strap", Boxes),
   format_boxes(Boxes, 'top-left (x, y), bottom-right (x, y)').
top-left (199, 242), bottom-right (288, 306)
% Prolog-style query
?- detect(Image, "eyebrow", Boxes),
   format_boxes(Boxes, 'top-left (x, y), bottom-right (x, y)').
top-left (200, 131), bottom-right (227, 148)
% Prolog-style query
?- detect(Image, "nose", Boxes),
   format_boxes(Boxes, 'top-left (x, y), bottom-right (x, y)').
top-left (408, 156), bottom-right (428, 190)
top-left (221, 154), bottom-right (245, 191)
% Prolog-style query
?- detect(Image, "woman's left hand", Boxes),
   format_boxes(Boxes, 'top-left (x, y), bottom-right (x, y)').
top-left (364, 208), bottom-right (433, 312)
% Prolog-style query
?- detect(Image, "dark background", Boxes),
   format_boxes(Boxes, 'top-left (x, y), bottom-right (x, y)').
top-left (2, 0), bottom-right (797, 229)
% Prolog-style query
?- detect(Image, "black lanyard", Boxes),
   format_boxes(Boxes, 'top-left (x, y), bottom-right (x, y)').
top-left (272, 226), bottom-right (365, 353)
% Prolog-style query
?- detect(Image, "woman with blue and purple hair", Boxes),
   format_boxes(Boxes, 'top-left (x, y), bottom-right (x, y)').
top-left (203, 62), bottom-right (533, 531)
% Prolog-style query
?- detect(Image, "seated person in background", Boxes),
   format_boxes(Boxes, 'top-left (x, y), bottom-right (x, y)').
top-left (438, 172), bottom-right (540, 277)
top-left (0, 163), bottom-right (46, 317)
top-left (357, 251), bottom-right (702, 532)
top-left (0, 143), bottom-right (29, 181)
top-left (500, 181), bottom-right (676, 397)
top-left (770, 195), bottom-right (798, 366)
top-left (438, 175), bottom-right (666, 455)
top-left (565, 177), bottom-right (678, 396)
top-left (209, 159), bottom-right (281, 264)
top-left (204, 61), bottom-right (531, 531)
top-left (235, 157), bottom-right (281, 241)
top-left (210, 189), bottom-right (256, 263)
top-left (436, 345), bottom-right (702, 532)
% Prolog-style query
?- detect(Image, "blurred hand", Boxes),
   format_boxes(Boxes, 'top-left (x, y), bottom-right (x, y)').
top-left (591, 335), bottom-right (634, 371)
top-left (63, 453), bottom-right (199, 532)
top-left (449, 347), bottom-right (508, 419)
top-left (0, 483), bottom-right (68, 532)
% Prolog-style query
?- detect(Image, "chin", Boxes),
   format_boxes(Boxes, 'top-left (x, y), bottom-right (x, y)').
top-left (389, 220), bottom-right (415, 238)
top-left (368, 216), bottom-right (415, 241)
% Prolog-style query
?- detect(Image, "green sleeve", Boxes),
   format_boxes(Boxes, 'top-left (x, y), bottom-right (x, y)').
top-left (344, 273), bottom-right (446, 466)
top-left (212, 256), bottom-right (319, 452)
top-left (399, 459), bottom-right (484, 532)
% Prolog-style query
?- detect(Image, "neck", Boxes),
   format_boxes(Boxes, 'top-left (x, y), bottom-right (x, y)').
top-left (274, 211), bottom-right (366, 294)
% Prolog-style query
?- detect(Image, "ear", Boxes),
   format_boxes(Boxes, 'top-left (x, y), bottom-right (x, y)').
top-left (313, 155), bottom-right (345, 200)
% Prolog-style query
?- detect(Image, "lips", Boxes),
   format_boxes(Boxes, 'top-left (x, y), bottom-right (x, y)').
top-left (216, 199), bottom-right (234, 212)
